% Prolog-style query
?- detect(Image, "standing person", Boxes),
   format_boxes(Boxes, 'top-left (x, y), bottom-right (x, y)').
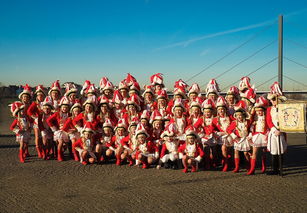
top-left (178, 126), bottom-right (204, 173)
top-left (120, 119), bottom-right (138, 166)
top-left (155, 89), bottom-right (170, 121)
top-left (266, 82), bottom-right (287, 175)
top-left (111, 119), bottom-right (128, 166)
top-left (46, 97), bottom-right (71, 161)
top-left (248, 96), bottom-right (269, 175)
top-left (227, 102), bottom-right (252, 173)
top-left (205, 79), bottom-right (220, 105)
top-left (10, 102), bottom-right (32, 163)
top-left (170, 99), bottom-right (187, 142)
top-left (167, 79), bottom-right (188, 115)
top-left (112, 90), bottom-right (125, 120)
top-left (142, 85), bottom-right (156, 112)
top-left (212, 96), bottom-right (234, 172)
top-left (100, 119), bottom-right (115, 163)
top-left (48, 80), bottom-right (62, 112)
top-left (225, 86), bottom-right (240, 116)
top-left (27, 85), bottom-right (46, 158)
top-left (150, 73), bottom-right (164, 95)
top-left (64, 83), bottom-right (78, 105)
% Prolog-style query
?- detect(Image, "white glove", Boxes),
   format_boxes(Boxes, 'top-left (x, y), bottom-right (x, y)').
top-left (54, 130), bottom-right (61, 138)
top-left (109, 147), bottom-right (115, 151)
top-left (155, 152), bottom-right (159, 159)
top-left (179, 153), bottom-right (183, 159)
top-left (51, 126), bottom-right (58, 132)
top-left (76, 126), bottom-right (83, 133)
top-left (13, 128), bottom-right (20, 135)
top-left (195, 156), bottom-right (202, 162)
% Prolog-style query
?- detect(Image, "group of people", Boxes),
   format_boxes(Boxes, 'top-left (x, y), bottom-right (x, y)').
top-left (9, 73), bottom-right (287, 175)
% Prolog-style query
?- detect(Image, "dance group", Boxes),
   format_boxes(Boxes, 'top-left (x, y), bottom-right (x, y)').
top-left (9, 73), bottom-right (287, 175)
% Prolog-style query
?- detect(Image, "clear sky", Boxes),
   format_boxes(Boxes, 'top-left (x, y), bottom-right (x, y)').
top-left (0, 0), bottom-right (306, 91)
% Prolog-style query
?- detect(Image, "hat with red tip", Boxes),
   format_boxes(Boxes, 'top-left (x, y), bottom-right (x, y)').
top-left (59, 96), bottom-right (71, 106)
top-left (128, 117), bottom-right (139, 131)
top-left (34, 85), bottom-right (46, 96)
top-left (103, 118), bottom-right (114, 129)
top-left (112, 90), bottom-right (123, 105)
top-left (129, 81), bottom-right (140, 93)
top-left (64, 83), bottom-right (78, 97)
top-left (42, 96), bottom-right (54, 109)
top-left (115, 118), bottom-right (128, 131)
top-left (254, 96), bottom-right (269, 110)
top-left (150, 110), bottom-right (163, 124)
top-left (48, 80), bottom-right (61, 96)
top-left (10, 101), bottom-right (24, 117)
top-left (125, 73), bottom-right (137, 87)
top-left (140, 110), bottom-right (151, 121)
top-left (102, 81), bottom-right (114, 92)
top-left (135, 123), bottom-right (149, 138)
top-left (80, 80), bottom-right (91, 96)
top-left (18, 84), bottom-right (33, 100)
top-left (70, 100), bottom-right (82, 113)
top-left (99, 77), bottom-right (109, 91)
top-left (142, 85), bottom-right (154, 97)
top-left (172, 98), bottom-right (186, 113)
top-left (239, 76), bottom-right (251, 92)
top-left (234, 100), bottom-right (248, 118)
top-left (118, 80), bottom-right (129, 90)
top-left (267, 81), bottom-right (287, 101)
top-left (185, 125), bottom-right (199, 139)
top-left (156, 89), bottom-right (168, 100)
top-left (83, 95), bottom-right (97, 109)
top-left (201, 98), bottom-right (215, 111)
top-left (188, 83), bottom-right (200, 96)
top-left (226, 86), bottom-right (240, 99)
top-left (127, 94), bottom-right (141, 111)
top-left (205, 79), bottom-right (220, 97)
top-left (161, 122), bottom-right (177, 138)
top-left (241, 87), bottom-right (256, 103)
top-left (150, 73), bottom-right (164, 86)
top-left (98, 95), bottom-right (110, 107)
top-left (84, 84), bottom-right (98, 96)
top-left (216, 96), bottom-right (228, 109)
top-left (82, 122), bottom-right (95, 134)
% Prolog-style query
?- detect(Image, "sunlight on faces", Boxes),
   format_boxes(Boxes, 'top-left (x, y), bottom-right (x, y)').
top-left (83, 131), bottom-right (93, 140)
top-left (236, 112), bottom-right (244, 122)
top-left (203, 109), bottom-right (212, 118)
top-left (72, 107), bottom-right (81, 117)
top-left (103, 89), bottom-right (112, 98)
top-left (158, 98), bottom-right (167, 107)
top-left (129, 125), bottom-right (137, 134)
top-left (129, 90), bottom-right (137, 96)
top-left (85, 104), bottom-right (94, 113)
top-left (155, 84), bottom-right (162, 92)
top-left (36, 92), bottom-right (45, 102)
top-left (189, 93), bottom-right (197, 101)
top-left (61, 105), bottom-right (69, 113)
top-left (226, 95), bottom-right (235, 105)
top-left (21, 94), bottom-right (31, 104)
top-left (103, 126), bottom-right (112, 136)
top-left (43, 105), bottom-right (52, 114)
top-left (86, 93), bottom-right (95, 99)
top-left (186, 135), bottom-right (196, 144)
top-left (100, 104), bottom-right (108, 113)
top-left (153, 120), bottom-right (162, 129)
top-left (120, 88), bottom-right (128, 98)
top-left (116, 127), bottom-right (126, 136)
top-left (217, 107), bottom-right (226, 116)
top-left (114, 102), bottom-right (123, 109)
top-left (68, 93), bottom-right (76, 102)
top-left (174, 94), bottom-right (183, 100)
top-left (255, 108), bottom-right (264, 116)
top-left (208, 93), bottom-right (217, 101)
top-left (137, 133), bottom-right (147, 144)
top-left (174, 107), bottom-right (183, 117)
top-left (128, 104), bottom-right (136, 113)
top-left (191, 106), bottom-right (201, 116)
top-left (51, 90), bottom-right (59, 100)
top-left (141, 119), bottom-right (148, 127)
top-left (145, 93), bottom-right (153, 102)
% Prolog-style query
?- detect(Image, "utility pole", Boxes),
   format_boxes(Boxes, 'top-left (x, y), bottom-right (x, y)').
top-left (278, 15), bottom-right (283, 91)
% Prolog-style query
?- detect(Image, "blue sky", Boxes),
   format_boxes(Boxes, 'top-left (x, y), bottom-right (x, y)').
top-left (0, 0), bottom-right (306, 91)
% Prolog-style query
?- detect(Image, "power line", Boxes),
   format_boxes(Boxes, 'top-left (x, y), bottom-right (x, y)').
top-left (257, 75), bottom-right (277, 89)
top-left (284, 57), bottom-right (307, 69)
top-left (284, 75), bottom-right (307, 88)
top-left (200, 39), bottom-right (277, 88)
top-left (221, 57), bottom-right (278, 91)
top-left (285, 39), bottom-right (307, 50)
top-left (185, 21), bottom-right (277, 83)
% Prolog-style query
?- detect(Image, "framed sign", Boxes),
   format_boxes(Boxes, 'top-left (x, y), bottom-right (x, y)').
top-left (278, 103), bottom-right (306, 133)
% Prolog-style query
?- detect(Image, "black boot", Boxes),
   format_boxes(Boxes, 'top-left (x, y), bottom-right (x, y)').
top-left (177, 159), bottom-right (183, 169)
top-left (171, 160), bottom-right (178, 170)
top-left (164, 160), bottom-right (170, 169)
top-left (267, 155), bottom-right (279, 175)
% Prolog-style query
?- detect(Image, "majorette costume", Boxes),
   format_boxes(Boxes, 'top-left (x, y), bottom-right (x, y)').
top-left (10, 101), bottom-right (32, 163)
top-left (124, 94), bottom-right (141, 124)
top-left (266, 82), bottom-right (287, 175)
top-left (155, 89), bottom-right (170, 120)
top-left (62, 101), bottom-right (82, 141)
top-left (63, 82), bottom-right (78, 105)
top-left (170, 99), bottom-right (187, 141)
top-left (142, 85), bottom-right (156, 112)
top-left (150, 73), bottom-right (164, 94)
top-left (187, 99), bottom-right (203, 134)
top-left (135, 123), bottom-right (159, 169)
top-left (167, 79), bottom-right (188, 115)
top-left (112, 90), bottom-right (125, 120)
top-left (72, 122), bottom-right (97, 165)
top-left (178, 126), bottom-right (204, 173)
top-left (149, 110), bottom-right (163, 146)
top-left (111, 118), bottom-right (128, 166)
top-left (225, 86), bottom-right (240, 116)
top-left (205, 79), bottom-right (220, 104)
top-left (247, 96), bottom-right (269, 175)
top-left (18, 84), bottom-right (33, 112)
top-left (48, 80), bottom-right (62, 111)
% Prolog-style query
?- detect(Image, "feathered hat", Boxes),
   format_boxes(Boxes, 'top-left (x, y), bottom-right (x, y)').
top-left (205, 79), bottom-right (220, 97)
top-left (115, 118), bottom-right (128, 131)
top-left (149, 110), bottom-right (162, 124)
top-left (267, 82), bottom-right (287, 101)
top-left (226, 86), bottom-right (240, 99)
top-left (18, 84), bottom-right (32, 100)
top-left (135, 123), bottom-right (149, 138)
top-left (103, 118), bottom-right (114, 129)
top-left (70, 100), bottom-right (82, 113)
top-left (140, 110), bottom-right (151, 121)
top-left (80, 80), bottom-right (91, 96)
top-left (185, 125), bottom-right (199, 140)
top-left (254, 96), bottom-right (269, 110)
top-left (118, 80), bottom-right (129, 90)
top-left (127, 94), bottom-right (141, 111)
top-left (59, 96), bottom-right (70, 106)
top-left (156, 89), bottom-right (168, 100)
top-left (64, 83), bottom-right (78, 97)
top-left (161, 122), bottom-right (177, 138)
top-left (216, 96), bottom-right (228, 109)
top-left (238, 76), bottom-right (252, 92)
top-left (112, 90), bottom-right (123, 104)
top-left (201, 98), bottom-right (215, 111)
top-left (150, 73), bottom-right (164, 86)
top-left (82, 122), bottom-right (95, 134)
top-left (241, 87), bottom-right (256, 103)
top-left (83, 95), bottom-right (97, 109)
top-left (34, 85), bottom-right (46, 96)
top-left (172, 98), bottom-right (186, 113)
top-left (10, 101), bottom-right (24, 117)
top-left (99, 77), bottom-right (109, 91)
top-left (42, 96), bottom-right (54, 109)
top-left (142, 85), bottom-right (154, 97)
top-left (188, 83), bottom-right (200, 96)
top-left (48, 80), bottom-right (61, 96)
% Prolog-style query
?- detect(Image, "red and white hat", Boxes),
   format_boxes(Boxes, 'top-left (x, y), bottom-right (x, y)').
top-left (234, 100), bottom-right (248, 118)
top-left (129, 81), bottom-right (140, 93)
top-left (163, 113), bottom-right (172, 121)
top-left (82, 122), bottom-right (95, 134)
top-left (80, 80), bottom-right (91, 96)
top-left (64, 83), bottom-right (78, 97)
top-left (161, 122), bottom-right (177, 138)
top-left (115, 118), bottom-right (128, 131)
top-left (112, 90), bottom-right (123, 104)
top-left (241, 87), bottom-right (256, 103)
top-left (48, 80), bottom-right (61, 96)
top-left (188, 83), bottom-right (200, 96)
top-left (254, 96), bottom-right (269, 109)
top-left (59, 96), bottom-right (70, 106)
top-left (135, 123), bottom-right (149, 138)
top-left (239, 76), bottom-right (251, 92)
top-left (127, 94), bottom-right (141, 111)
top-left (125, 73), bottom-right (137, 87)
top-left (42, 96), bottom-right (54, 109)
top-left (150, 73), bottom-right (164, 86)
top-left (99, 77), bottom-right (109, 90)
top-left (205, 79), bottom-right (220, 97)
top-left (128, 117), bottom-right (139, 131)
top-left (84, 84), bottom-right (97, 96)
top-left (150, 110), bottom-right (162, 124)
top-left (70, 100), bottom-right (82, 113)
top-left (156, 89), bottom-right (168, 100)
top-left (185, 125), bottom-right (199, 139)
top-left (10, 101), bottom-right (24, 117)
top-left (34, 85), bottom-right (46, 96)
top-left (142, 85), bottom-right (154, 97)
top-left (83, 95), bottom-right (97, 108)
top-left (201, 98), bottom-right (215, 110)
top-left (118, 80), bottom-right (129, 90)
top-left (173, 87), bottom-right (186, 98)
top-left (140, 110), bottom-right (151, 120)
top-left (216, 96), bottom-right (227, 108)
top-left (103, 118), bottom-right (114, 129)
top-left (226, 86), bottom-right (240, 99)
top-left (190, 97), bottom-right (203, 109)
top-left (174, 79), bottom-right (188, 90)
top-left (267, 81), bottom-right (287, 101)
top-left (102, 81), bottom-right (114, 92)
top-left (172, 98), bottom-right (186, 113)
top-left (18, 84), bottom-right (32, 100)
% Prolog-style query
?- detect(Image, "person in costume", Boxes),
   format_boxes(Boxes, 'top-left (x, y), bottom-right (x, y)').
top-left (110, 119), bottom-right (128, 166)
top-left (142, 85), bottom-right (156, 112)
top-left (266, 82), bottom-right (287, 175)
top-left (150, 73), bottom-right (164, 95)
top-left (170, 99), bottom-right (187, 142)
top-left (225, 86), bottom-right (240, 116)
top-left (10, 102), bottom-right (32, 163)
top-left (205, 79), bottom-right (220, 105)
top-left (48, 80), bottom-right (62, 112)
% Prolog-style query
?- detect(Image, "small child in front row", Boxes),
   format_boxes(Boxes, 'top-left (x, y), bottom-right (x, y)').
top-left (10, 102), bottom-right (32, 163)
